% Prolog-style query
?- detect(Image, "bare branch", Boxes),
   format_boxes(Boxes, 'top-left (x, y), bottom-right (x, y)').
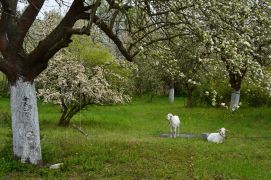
top-left (67, 26), bottom-right (91, 35)
top-left (148, 5), bottom-right (194, 16)
top-left (88, 0), bottom-right (101, 30)
top-left (131, 32), bottom-right (189, 58)
top-left (0, 0), bottom-right (18, 33)
top-left (12, 0), bottom-right (45, 50)
top-left (27, 0), bottom-right (102, 77)
top-left (78, 11), bottom-right (133, 61)
top-left (28, 0), bottom-right (86, 63)
top-left (0, 0), bottom-right (11, 34)
top-left (95, 13), bottom-right (136, 61)
top-left (93, 14), bottom-right (132, 61)
top-left (42, 26), bottom-right (91, 62)
top-left (0, 0), bottom-right (12, 52)
top-left (128, 22), bottom-right (180, 51)
top-left (109, 9), bottom-right (119, 30)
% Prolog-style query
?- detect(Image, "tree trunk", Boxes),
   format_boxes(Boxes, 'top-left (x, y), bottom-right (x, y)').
top-left (58, 110), bottom-right (71, 127)
top-left (230, 89), bottom-right (240, 111)
top-left (149, 93), bottom-right (154, 102)
top-left (186, 90), bottom-right (193, 108)
top-left (58, 105), bottom-right (81, 127)
top-left (168, 87), bottom-right (174, 103)
top-left (58, 107), bottom-right (71, 127)
top-left (10, 78), bottom-right (42, 165)
top-left (58, 118), bottom-right (70, 127)
top-left (228, 68), bottom-right (244, 112)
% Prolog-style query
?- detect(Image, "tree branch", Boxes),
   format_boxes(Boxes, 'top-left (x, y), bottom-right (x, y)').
top-left (0, 0), bottom-right (12, 53)
top-left (128, 22), bottom-right (179, 51)
top-left (148, 5), bottom-right (194, 17)
top-left (75, 11), bottom-right (133, 61)
top-left (12, 0), bottom-right (45, 50)
top-left (0, 0), bottom-right (19, 36)
top-left (43, 26), bottom-right (90, 61)
top-left (28, 0), bottom-right (86, 63)
top-left (27, 26), bottom-right (92, 80)
top-left (106, 0), bottom-right (131, 10)
top-left (109, 9), bottom-right (119, 30)
top-left (131, 32), bottom-right (189, 58)
top-left (0, 55), bottom-right (15, 77)
top-left (95, 15), bottom-right (132, 61)
top-left (0, 0), bottom-right (11, 23)
top-left (87, 0), bottom-right (101, 30)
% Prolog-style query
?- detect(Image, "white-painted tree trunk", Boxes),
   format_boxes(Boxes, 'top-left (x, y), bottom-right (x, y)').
top-left (168, 87), bottom-right (174, 103)
top-left (230, 89), bottom-right (240, 112)
top-left (10, 78), bottom-right (42, 164)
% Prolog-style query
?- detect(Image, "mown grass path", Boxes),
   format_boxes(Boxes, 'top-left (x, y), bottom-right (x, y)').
top-left (0, 97), bottom-right (271, 179)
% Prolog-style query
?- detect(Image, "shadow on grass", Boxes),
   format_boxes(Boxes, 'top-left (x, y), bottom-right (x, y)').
top-left (0, 132), bottom-right (30, 178)
top-left (0, 131), bottom-right (72, 179)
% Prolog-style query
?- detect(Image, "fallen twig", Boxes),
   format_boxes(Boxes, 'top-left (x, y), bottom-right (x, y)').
top-left (72, 124), bottom-right (89, 138)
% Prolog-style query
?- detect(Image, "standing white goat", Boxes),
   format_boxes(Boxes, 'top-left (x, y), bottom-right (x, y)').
top-left (207, 127), bottom-right (228, 143)
top-left (167, 113), bottom-right (180, 138)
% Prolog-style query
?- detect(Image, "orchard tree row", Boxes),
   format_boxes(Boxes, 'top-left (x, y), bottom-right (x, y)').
top-left (0, 0), bottom-right (270, 165)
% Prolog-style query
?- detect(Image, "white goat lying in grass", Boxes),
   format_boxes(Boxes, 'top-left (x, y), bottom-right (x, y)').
top-left (207, 127), bottom-right (228, 143)
top-left (167, 113), bottom-right (180, 138)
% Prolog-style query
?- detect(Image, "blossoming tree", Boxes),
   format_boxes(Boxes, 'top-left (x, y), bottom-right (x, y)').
top-left (36, 51), bottom-right (131, 126)
top-left (141, 36), bottom-right (207, 106)
top-left (188, 0), bottom-right (271, 111)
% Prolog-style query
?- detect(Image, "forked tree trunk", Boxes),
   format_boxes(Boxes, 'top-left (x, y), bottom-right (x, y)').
top-left (230, 89), bottom-right (240, 112)
top-left (58, 108), bottom-right (74, 127)
top-left (10, 78), bottom-right (42, 165)
top-left (58, 105), bottom-right (82, 127)
top-left (58, 111), bottom-right (71, 127)
top-left (168, 87), bottom-right (174, 103)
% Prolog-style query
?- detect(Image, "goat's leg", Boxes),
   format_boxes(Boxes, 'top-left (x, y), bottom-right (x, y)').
top-left (173, 128), bottom-right (177, 138)
top-left (178, 126), bottom-right (180, 137)
top-left (170, 127), bottom-right (173, 138)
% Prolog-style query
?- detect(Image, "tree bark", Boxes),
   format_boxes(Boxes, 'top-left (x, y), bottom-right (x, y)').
top-left (149, 93), bottom-right (154, 102)
top-left (10, 78), bottom-right (42, 165)
top-left (168, 87), bottom-right (174, 103)
top-left (58, 105), bottom-right (82, 127)
top-left (230, 89), bottom-right (240, 112)
top-left (58, 118), bottom-right (70, 127)
top-left (186, 90), bottom-right (193, 108)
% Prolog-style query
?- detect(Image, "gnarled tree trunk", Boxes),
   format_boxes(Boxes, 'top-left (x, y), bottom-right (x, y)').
top-left (10, 78), bottom-right (42, 164)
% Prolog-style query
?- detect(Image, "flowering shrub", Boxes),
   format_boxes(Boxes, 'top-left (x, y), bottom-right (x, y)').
top-left (36, 52), bottom-right (131, 126)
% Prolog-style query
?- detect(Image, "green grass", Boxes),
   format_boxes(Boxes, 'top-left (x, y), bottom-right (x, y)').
top-left (0, 96), bottom-right (271, 179)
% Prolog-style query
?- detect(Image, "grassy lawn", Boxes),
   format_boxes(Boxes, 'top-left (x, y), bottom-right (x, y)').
top-left (0, 97), bottom-right (271, 179)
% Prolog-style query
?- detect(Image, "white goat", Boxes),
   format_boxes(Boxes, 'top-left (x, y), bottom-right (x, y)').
top-left (207, 127), bottom-right (228, 143)
top-left (167, 113), bottom-right (180, 138)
